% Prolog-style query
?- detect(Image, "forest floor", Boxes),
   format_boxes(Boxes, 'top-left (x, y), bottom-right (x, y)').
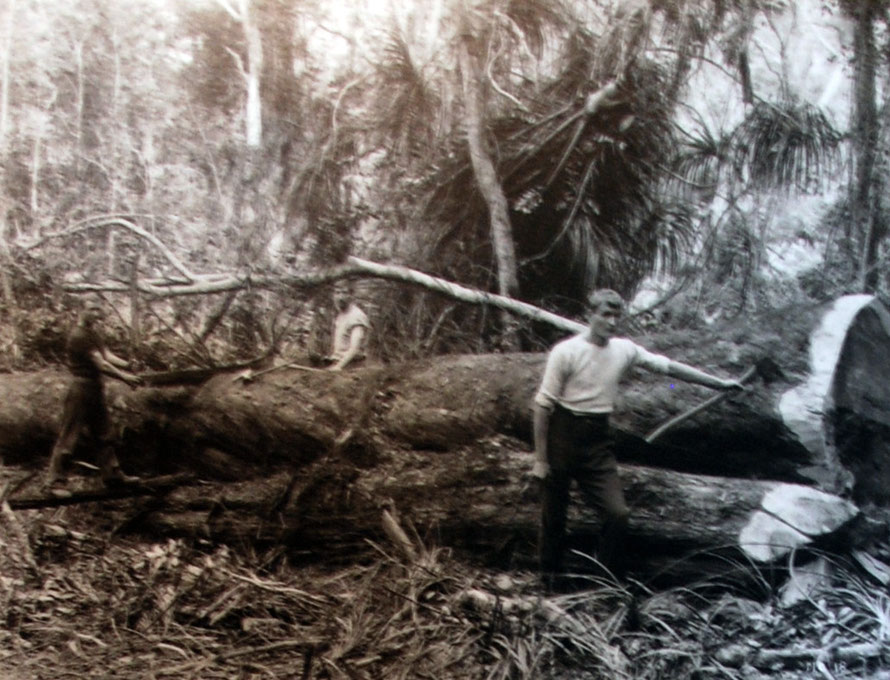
top-left (2, 462), bottom-right (890, 680)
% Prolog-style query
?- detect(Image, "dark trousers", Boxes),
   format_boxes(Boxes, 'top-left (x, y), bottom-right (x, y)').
top-left (46, 378), bottom-right (121, 482)
top-left (539, 406), bottom-right (629, 578)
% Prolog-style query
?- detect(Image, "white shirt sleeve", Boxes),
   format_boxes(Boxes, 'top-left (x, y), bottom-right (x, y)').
top-left (631, 343), bottom-right (671, 373)
top-left (534, 343), bottom-right (568, 410)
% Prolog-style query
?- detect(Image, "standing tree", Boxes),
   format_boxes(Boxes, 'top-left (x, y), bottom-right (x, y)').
top-left (213, 0), bottom-right (264, 148)
top-left (842, 0), bottom-right (888, 293)
top-left (455, 7), bottom-right (519, 300)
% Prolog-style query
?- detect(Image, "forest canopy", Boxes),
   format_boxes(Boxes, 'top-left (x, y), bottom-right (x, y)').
top-left (0, 0), bottom-right (882, 367)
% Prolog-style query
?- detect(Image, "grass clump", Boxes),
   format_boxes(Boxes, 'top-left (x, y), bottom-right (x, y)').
top-left (2, 469), bottom-right (890, 679)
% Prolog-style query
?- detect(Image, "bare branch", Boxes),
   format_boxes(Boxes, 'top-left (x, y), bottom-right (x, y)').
top-left (224, 46), bottom-right (249, 83)
top-left (487, 61), bottom-right (528, 111)
top-left (62, 257), bottom-right (586, 334)
top-left (20, 217), bottom-right (196, 282)
top-left (199, 289), bottom-right (239, 344)
top-left (345, 256), bottom-right (585, 334)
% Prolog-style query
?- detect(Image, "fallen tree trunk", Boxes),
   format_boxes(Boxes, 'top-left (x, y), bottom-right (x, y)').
top-left (113, 441), bottom-right (856, 574)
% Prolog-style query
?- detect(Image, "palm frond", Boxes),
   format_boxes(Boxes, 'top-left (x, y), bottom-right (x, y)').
top-left (732, 100), bottom-right (842, 192)
top-left (500, 0), bottom-right (573, 57)
top-left (371, 28), bottom-right (441, 161)
top-left (401, 0), bottom-right (741, 302)
top-left (419, 49), bottom-right (684, 298)
top-left (673, 125), bottom-right (732, 193)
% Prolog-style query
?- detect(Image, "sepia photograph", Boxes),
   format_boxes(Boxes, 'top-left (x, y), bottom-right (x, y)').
top-left (0, 0), bottom-right (888, 677)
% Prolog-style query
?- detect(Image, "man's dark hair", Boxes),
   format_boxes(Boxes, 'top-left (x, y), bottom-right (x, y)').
top-left (333, 281), bottom-right (355, 297)
top-left (587, 289), bottom-right (624, 314)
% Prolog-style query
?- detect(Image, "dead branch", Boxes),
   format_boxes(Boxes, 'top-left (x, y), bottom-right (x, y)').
top-left (156, 640), bottom-right (315, 677)
top-left (61, 257), bottom-right (585, 334)
top-left (716, 641), bottom-right (886, 669)
top-left (381, 500), bottom-right (418, 562)
top-left (8, 474), bottom-right (196, 510)
top-left (225, 571), bottom-right (330, 607)
top-left (20, 216), bottom-right (196, 282)
top-left (199, 289), bottom-right (239, 343)
top-left (345, 257), bottom-right (585, 334)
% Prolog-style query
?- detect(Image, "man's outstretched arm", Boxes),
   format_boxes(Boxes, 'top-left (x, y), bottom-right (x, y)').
top-left (667, 360), bottom-right (745, 391)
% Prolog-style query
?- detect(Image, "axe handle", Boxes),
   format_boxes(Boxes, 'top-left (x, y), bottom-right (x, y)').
top-left (644, 364), bottom-right (757, 444)
top-left (233, 361), bottom-right (324, 382)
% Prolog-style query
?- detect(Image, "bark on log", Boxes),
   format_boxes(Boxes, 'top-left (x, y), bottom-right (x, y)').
top-left (109, 443), bottom-right (856, 574)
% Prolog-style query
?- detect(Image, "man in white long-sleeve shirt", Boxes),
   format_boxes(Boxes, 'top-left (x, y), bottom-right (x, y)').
top-left (532, 289), bottom-right (743, 581)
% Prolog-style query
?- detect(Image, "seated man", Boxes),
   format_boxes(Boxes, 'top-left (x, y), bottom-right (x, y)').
top-left (326, 287), bottom-right (370, 371)
top-left (45, 298), bottom-right (143, 492)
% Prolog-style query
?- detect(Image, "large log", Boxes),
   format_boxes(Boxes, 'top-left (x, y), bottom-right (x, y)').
top-left (4, 296), bottom-right (886, 489)
top-left (108, 439), bottom-right (857, 576)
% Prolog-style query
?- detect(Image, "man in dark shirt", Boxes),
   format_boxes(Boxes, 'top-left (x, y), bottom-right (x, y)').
top-left (45, 299), bottom-right (143, 491)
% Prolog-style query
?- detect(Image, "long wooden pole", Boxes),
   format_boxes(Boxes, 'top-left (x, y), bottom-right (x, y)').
top-left (59, 256), bottom-right (587, 335)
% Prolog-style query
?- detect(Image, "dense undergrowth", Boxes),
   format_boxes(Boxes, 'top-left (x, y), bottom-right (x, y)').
top-left (1, 468), bottom-right (889, 680)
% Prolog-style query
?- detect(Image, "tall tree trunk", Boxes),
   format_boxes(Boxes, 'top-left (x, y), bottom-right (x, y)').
top-left (106, 229), bottom-right (116, 278)
top-left (0, 0), bottom-right (14, 147)
top-left (850, 1), bottom-right (880, 292)
top-left (457, 37), bottom-right (521, 348)
top-left (216, 0), bottom-right (263, 147)
top-left (129, 253), bottom-right (141, 352)
top-left (456, 39), bottom-right (519, 300)
top-left (29, 134), bottom-right (40, 219)
top-left (0, 0), bottom-right (15, 357)
top-left (240, 0), bottom-right (263, 148)
top-left (75, 41), bottom-right (84, 155)
top-left (0, 218), bottom-right (19, 363)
